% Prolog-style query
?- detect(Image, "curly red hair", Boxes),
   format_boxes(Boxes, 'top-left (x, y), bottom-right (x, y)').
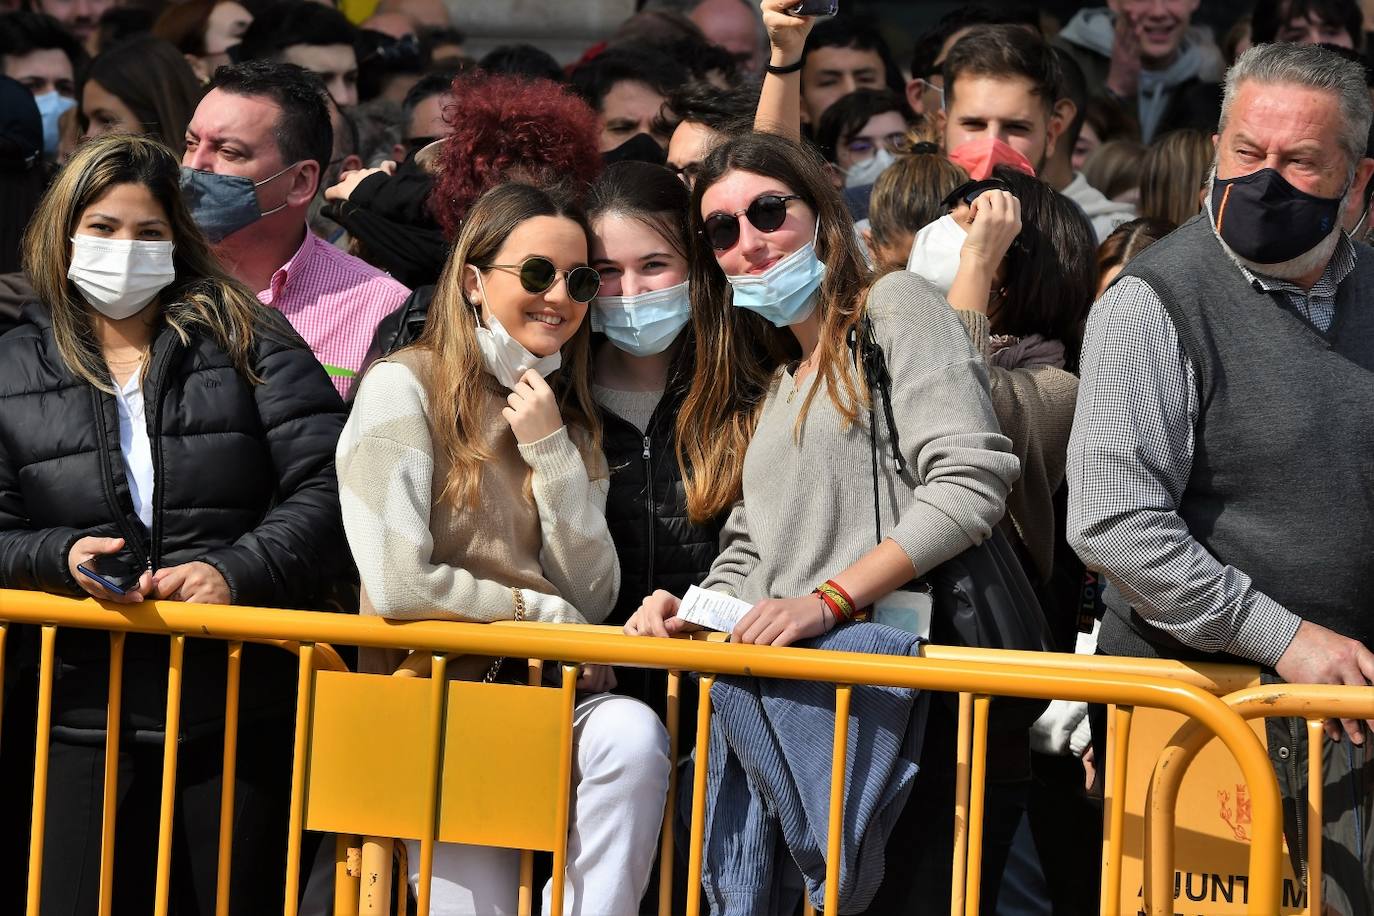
top-left (429, 72), bottom-right (603, 238)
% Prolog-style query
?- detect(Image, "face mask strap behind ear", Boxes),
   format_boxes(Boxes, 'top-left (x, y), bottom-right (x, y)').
top-left (253, 161), bottom-right (302, 218)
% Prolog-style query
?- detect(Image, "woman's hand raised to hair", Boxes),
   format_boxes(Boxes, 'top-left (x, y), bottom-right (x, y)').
top-left (760, 0), bottom-right (816, 65)
top-left (503, 370), bottom-right (564, 445)
top-left (946, 190), bottom-right (1022, 315)
top-left (961, 190), bottom-right (1022, 269)
top-left (731, 594), bottom-right (833, 647)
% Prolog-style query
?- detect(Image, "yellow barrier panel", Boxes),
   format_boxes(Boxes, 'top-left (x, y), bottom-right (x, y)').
top-left (0, 589), bottom-right (1289, 915)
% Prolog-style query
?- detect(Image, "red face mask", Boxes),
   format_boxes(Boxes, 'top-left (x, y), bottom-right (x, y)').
top-left (948, 136), bottom-right (1037, 181)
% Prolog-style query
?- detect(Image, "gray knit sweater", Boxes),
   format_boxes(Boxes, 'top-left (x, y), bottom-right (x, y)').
top-left (701, 271), bottom-right (1020, 598)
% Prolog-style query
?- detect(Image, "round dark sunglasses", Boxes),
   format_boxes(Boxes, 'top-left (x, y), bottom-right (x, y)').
top-left (486, 256), bottom-right (602, 303)
top-left (702, 194), bottom-right (802, 251)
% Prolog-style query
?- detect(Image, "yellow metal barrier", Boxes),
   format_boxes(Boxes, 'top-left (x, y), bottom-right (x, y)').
top-left (1147, 683), bottom-right (1374, 916)
top-left (0, 589), bottom-right (1288, 916)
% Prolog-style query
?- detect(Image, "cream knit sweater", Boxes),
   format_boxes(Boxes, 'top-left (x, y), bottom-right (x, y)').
top-left (337, 350), bottom-right (618, 671)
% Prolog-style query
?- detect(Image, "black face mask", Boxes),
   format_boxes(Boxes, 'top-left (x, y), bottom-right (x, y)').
top-left (601, 132), bottom-right (665, 167)
top-left (1211, 167), bottom-right (1344, 265)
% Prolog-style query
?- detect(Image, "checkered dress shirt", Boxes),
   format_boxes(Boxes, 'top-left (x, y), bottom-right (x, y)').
top-left (257, 230), bottom-right (410, 397)
top-left (1067, 232), bottom-right (1356, 668)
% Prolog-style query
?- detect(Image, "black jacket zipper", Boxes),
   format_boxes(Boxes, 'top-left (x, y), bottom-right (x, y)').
top-left (90, 385), bottom-right (150, 572)
top-left (143, 337), bottom-right (179, 571)
top-left (642, 432), bottom-right (655, 599)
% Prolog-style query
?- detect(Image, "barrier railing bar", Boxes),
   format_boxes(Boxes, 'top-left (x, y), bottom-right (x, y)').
top-left (215, 640), bottom-right (243, 916)
top-left (823, 684), bottom-right (853, 914)
top-left (0, 622), bottom-right (7, 754)
top-left (549, 665), bottom-right (578, 916)
top-left (686, 674), bottom-right (714, 916)
top-left (0, 592), bottom-right (1287, 915)
top-left (25, 624), bottom-right (57, 916)
top-left (359, 837), bottom-right (391, 915)
top-left (283, 642), bottom-right (316, 916)
top-left (659, 670), bottom-right (682, 916)
top-left (950, 692), bottom-right (972, 916)
top-left (98, 631), bottom-right (127, 916)
top-left (921, 645), bottom-right (1254, 696)
top-left (1103, 704), bottom-right (1133, 914)
top-left (416, 652), bottom-right (449, 916)
top-left (964, 696), bottom-right (991, 914)
top-left (519, 658), bottom-right (544, 916)
top-left (1305, 718), bottom-right (1323, 916)
top-left (153, 634), bottom-right (186, 916)
top-left (333, 834), bottom-right (360, 916)
top-left (1144, 686), bottom-right (1374, 915)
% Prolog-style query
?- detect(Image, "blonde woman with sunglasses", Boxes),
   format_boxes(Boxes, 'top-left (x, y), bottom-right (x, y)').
top-left (337, 182), bottom-right (669, 915)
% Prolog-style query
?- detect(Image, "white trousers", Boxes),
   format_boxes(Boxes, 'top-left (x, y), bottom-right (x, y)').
top-left (404, 692), bottom-right (670, 916)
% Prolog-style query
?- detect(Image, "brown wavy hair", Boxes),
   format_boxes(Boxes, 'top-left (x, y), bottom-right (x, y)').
top-left (678, 132), bottom-right (873, 523)
top-left (22, 133), bottom-right (264, 393)
top-left (407, 182), bottom-right (603, 508)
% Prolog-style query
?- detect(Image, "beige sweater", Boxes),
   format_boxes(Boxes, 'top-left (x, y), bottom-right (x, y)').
top-left (337, 350), bottom-right (618, 672)
top-left (957, 310), bottom-right (1079, 584)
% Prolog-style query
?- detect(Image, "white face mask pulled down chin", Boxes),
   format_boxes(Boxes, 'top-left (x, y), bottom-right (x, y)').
top-left (470, 267), bottom-right (562, 389)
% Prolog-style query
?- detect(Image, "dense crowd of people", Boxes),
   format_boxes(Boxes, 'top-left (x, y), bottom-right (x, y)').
top-left (2, 0), bottom-right (1374, 914)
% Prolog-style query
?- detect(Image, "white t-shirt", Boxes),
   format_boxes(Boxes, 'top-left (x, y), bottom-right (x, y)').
top-left (114, 372), bottom-right (154, 530)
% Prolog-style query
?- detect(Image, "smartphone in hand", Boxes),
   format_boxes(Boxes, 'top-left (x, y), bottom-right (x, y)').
top-left (789, 0), bottom-right (838, 16)
top-left (77, 555), bottom-right (143, 595)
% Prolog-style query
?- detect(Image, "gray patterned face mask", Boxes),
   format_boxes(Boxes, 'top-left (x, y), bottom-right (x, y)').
top-left (178, 163), bottom-right (295, 243)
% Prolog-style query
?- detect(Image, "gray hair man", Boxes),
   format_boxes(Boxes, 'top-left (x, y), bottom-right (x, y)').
top-left (1068, 42), bottom-right (1374, 911)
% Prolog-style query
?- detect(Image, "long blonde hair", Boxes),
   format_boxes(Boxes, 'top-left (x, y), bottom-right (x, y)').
top-left (407, 182), bottom-right (603, 509)
top-left (22, 133), bottom-right (265, 393)
top-left (679, 132), bottom-right (873, 524)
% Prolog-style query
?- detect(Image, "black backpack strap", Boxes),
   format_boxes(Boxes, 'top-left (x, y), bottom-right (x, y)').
top-left (848, 314), bottom-right (906, 547)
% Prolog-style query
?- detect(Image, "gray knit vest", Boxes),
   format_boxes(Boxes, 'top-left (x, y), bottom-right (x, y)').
top-left (1097, 215), bottom-right (1374, 665)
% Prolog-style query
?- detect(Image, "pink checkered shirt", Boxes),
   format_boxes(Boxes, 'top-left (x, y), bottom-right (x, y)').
top-left (257, 230), bottom-right (411, 397)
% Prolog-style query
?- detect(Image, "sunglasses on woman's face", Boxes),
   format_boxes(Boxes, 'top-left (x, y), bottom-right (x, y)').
top-left (487, 256), bottom-right (602, 303)
top-left (702, 193), bottom-right (803, 251)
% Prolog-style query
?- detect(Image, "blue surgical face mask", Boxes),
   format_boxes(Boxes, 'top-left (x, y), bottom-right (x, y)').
top-left (179, 163), bottom-right (296, 243)
top-left (591, 280), bottom-right (691, 357)
top-left (33, 91), bottom-right (75, 157)
top-left (723, 230), bottom-right (826, 327)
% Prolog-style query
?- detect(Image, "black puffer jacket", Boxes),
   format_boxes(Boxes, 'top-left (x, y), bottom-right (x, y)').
top-left (0, 301), bottom-right (352, 733)
top-left (600, 384), bottom-right (722, 627)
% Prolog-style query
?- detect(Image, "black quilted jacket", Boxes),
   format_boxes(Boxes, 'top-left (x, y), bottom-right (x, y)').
top-left (0, 300), bottom-right (352, 732)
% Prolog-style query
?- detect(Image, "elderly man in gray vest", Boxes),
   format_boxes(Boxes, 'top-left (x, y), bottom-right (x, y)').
top-left (1068, 42), bottom-right (1374, 910)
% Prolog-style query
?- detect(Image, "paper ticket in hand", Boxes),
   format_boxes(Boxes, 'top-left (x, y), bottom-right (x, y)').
top-left (676, 586), bottom-right (753, 633)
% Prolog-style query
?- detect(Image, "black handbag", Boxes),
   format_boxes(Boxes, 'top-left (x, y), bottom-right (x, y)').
top-left (850, 315), bottom-right (1053, 731)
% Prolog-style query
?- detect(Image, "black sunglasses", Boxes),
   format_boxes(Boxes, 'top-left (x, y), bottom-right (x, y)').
top-left (486, 256), bottom-right (602, 304)
top-left (702, 194), bottom-right (802, 251)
